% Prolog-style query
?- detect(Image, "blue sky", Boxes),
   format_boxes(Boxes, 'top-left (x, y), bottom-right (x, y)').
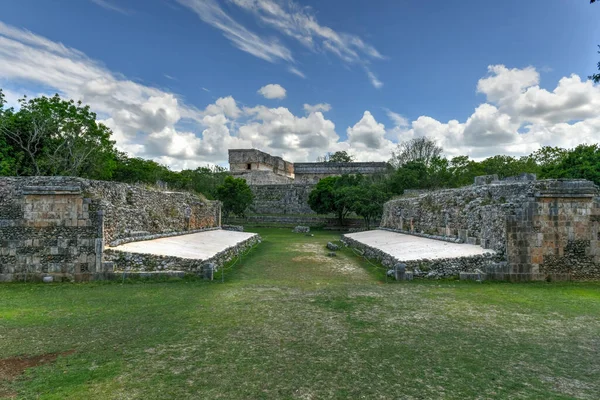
top-left (1, 0), bottom-right (599, 169)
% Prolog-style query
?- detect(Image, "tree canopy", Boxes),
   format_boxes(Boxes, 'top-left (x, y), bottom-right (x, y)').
top-left (389, 137), bottom-right (443, 169)
top-left (0, 92), bottom-right (117, 179)
top-left (308, 174), bottom-right (390, 226)
top-left (317, 151), bottom-right (355, 163)
top-left (215, 176), bottom-right (254, 219)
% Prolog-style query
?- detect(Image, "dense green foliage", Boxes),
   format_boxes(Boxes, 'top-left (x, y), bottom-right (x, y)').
top-left (328, 150), bottom-right (355, 162)
top-left (308, 174), bottom-right (390, 225)
top-left (383, 144), bottom-right (600, 195)
top-left (215, 176), bottom-right (254, 218)
top-left (0, 92), bottom-right (117, 179)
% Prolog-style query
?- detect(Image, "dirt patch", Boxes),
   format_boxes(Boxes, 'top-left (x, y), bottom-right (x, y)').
top-left (0, 350), bottom-right (75, 381)
top-left (290, 242), bottom-right (370, 278)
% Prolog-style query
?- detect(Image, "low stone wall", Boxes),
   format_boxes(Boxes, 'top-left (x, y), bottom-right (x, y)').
top-left (381, 177), bottom-right (600, 279)
top-left (342, 233), bottom-right (502, 279)
top-left (104, 233), bottom-right (260, 279)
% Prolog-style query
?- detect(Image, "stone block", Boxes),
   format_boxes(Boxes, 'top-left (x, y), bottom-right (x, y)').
top-left (467, 237), bottom-right (478, 245)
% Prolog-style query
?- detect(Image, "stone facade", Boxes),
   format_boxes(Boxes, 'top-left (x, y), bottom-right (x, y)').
top-left (248, 184), bottom-right (314, 214)
top-left (0, 182), bottom-right (104, 281)
top-left (380, 176), bottom-right (600, 279)
top-left (229, 149), bottom-right (294, 182)
top-left (293, 162), bottom-right (388, 184)
top-left (0, 177), bottom-right (221, 281)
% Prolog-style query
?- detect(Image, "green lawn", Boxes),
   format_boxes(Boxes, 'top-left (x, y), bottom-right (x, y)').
top-left (1, 227), bottom-right (599, 399)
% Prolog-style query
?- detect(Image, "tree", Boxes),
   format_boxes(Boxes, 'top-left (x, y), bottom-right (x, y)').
top-left (0, 89), bottom-right (16, 175)
top-left (317, 150), bottom-right (355, 163)
top-left (542, 144), bottom-right (600, 185)
top-left (389, 137), bottom-right (443, 168)
top-left (308, 174), bottom-right (364, 224)
top-left (215, 176), bottom-right (254, 219)
top-left (0, 92), bottom-right (117, 179)
top-left (478, 155), bottom-right (538, 179)
top-left (386, 161), bottom-right (429, 194)
top-left (341, 184), bottom-right (390, 229)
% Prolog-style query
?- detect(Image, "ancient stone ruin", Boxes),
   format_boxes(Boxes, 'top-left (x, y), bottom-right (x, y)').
top-left (0, 177), bottom-right (259, 282)
top-left (344, 174), bottom-right (600, 280)
top-left (229, 148), bottom-right (388, 214)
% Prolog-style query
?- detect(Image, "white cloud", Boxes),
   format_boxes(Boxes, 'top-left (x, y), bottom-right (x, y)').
top-left (344, 111), bottom-right (396, 161)
top-left (90, 0), bottom-right (132, 15)
top-left (176, 0), bottom-right (293, 63)
top-left (257, 84), bottom-right (287, 100)
top-left (366, 69), bottom-right (383, 89)
top-left (177, 0), bottom-right (383, 85)
top-left (239, 105), bottom-right (339, 161)
top-left (303, 103), bottom-right (331, 113)
top-left (385, 109), bottom-right (409, 128)
top-left (288, 66), bottom-right (306, 78)
top-left (347, 111), bottom-right (386, 149)
top-left (204, 96), bottom-right (241, 119)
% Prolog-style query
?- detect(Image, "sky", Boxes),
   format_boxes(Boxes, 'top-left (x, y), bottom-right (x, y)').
top-left (0, 0), bottom-right (599, 169)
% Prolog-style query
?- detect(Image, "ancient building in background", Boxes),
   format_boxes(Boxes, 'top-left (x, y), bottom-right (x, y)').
top-left (228, 149), bottom-right (388, 214)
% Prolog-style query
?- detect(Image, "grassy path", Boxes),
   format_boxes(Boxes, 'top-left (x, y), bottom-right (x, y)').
top-left (1, 228), bottom-right (599, 399)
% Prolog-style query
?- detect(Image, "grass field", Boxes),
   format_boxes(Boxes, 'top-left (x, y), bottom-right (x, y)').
top-left (1, 227), bottom-right (599, 399)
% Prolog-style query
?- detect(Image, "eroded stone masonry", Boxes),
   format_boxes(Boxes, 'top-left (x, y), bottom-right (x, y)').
top-left (0, 177), bottom-right (222, 281)
top-left (229, 149), bottom-right (388, 214)
top-left (380, 175), bottom-right (600, 279)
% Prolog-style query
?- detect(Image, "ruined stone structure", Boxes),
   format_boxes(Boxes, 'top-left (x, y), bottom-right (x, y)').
top-left (229, 149), bottom-right (388, 214)
top-left (380, 175), bottom-right (600, 279)
top-left (229, 149), bottom-right (294, 184)
top-left (0, 177), bottom-right (222, 281)
top-left (293, 162), bottom-right (389, 184)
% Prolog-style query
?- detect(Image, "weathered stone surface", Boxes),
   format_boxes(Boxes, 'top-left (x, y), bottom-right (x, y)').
top-left (326, 242), bottom-right (339, 251)
top-left (293, 162), bottom-right (388, 184)
top-left (222, 225), bottom-right (244, 232)
top-left (380, 177), bottom-right (600, 280)
top-left (293, 226), bottom-right (310, 233)
top-left (249, 184), bottom-right (315, 214)
top-left (0, 177), bottom-right (222, 282)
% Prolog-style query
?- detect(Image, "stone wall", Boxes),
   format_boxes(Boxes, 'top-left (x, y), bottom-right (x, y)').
top-left (380, 177), bottom-right (600, 279)
top-left (232, 171), bottom-right (294, 185)
top-left (248, 184), bottom-right (315, 214)
top-left (78, 179), bottom-right (221, 244)
top-left (293, 162), bottom-right (388, 184)
top-left (0, 177), bottom-right (221, 281)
